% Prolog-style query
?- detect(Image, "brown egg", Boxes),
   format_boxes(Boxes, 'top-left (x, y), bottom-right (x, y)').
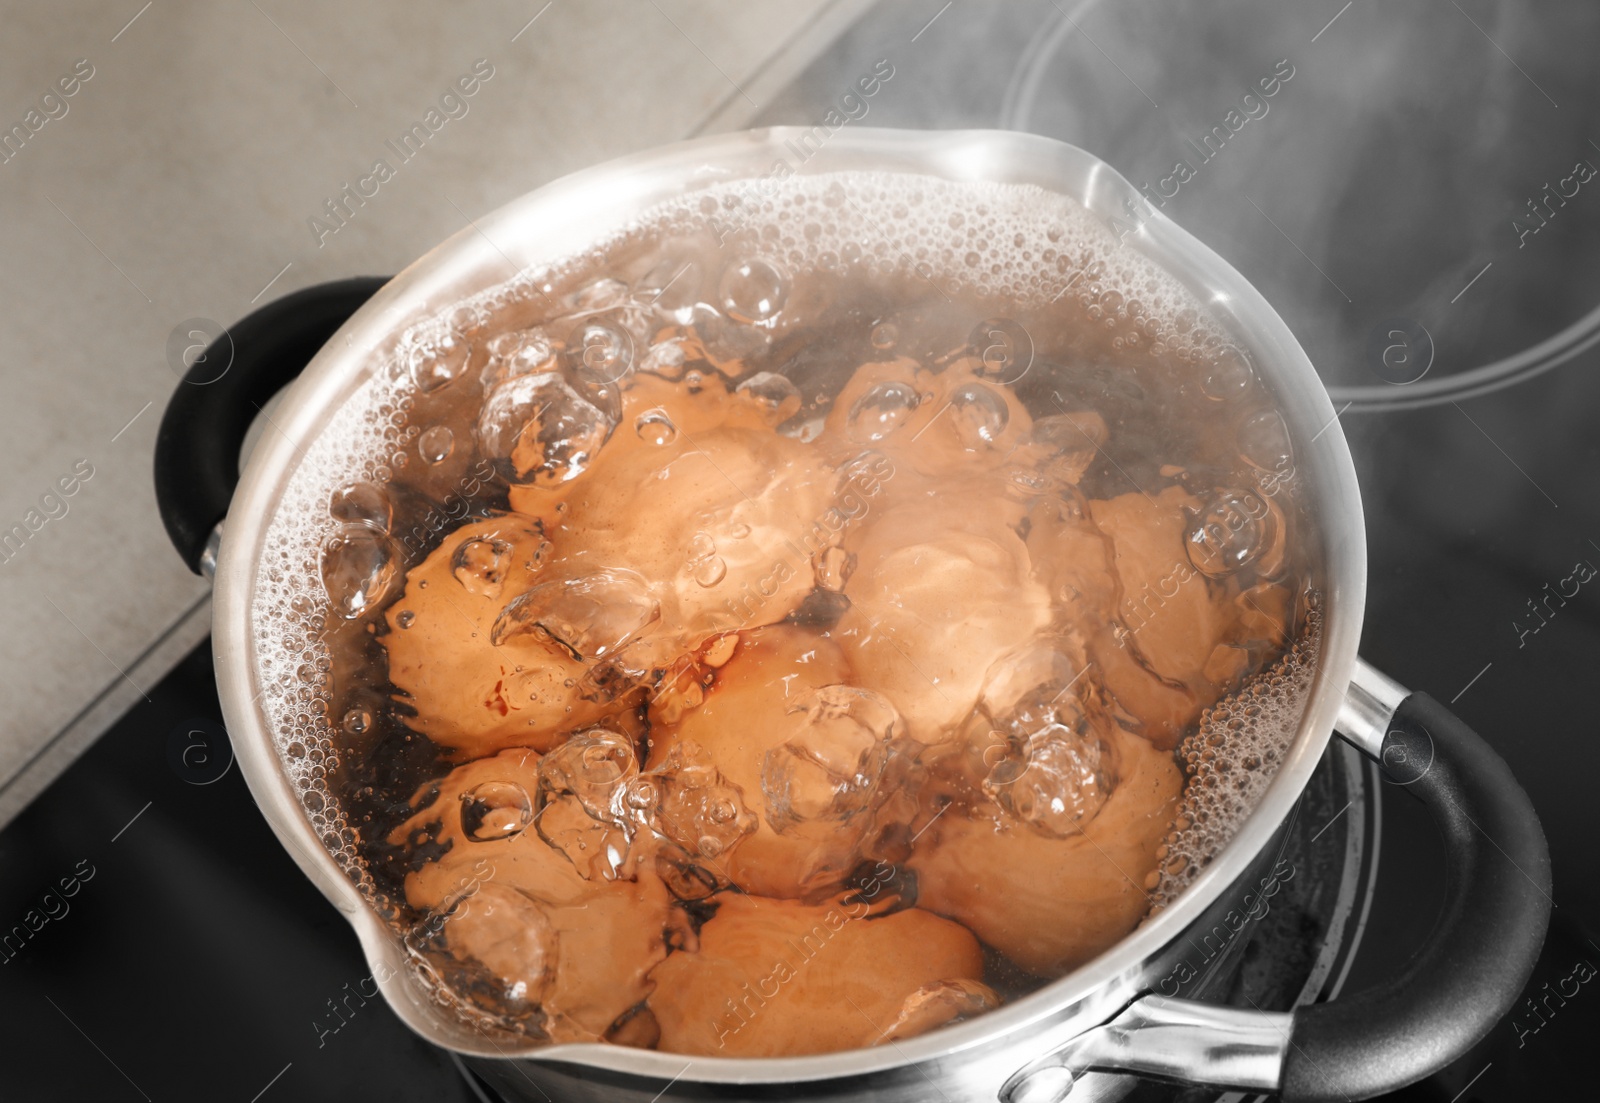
top-left (647, 626), bottom-right (906, 900)
top-left (910, 726), bottom-right (1181, 976)
top-left (1024, 486), bottom-right (1121, 632)
top-left (382, 515), bottom-right (627, 757)
top-left (647, 894), bottom-right (989, 1056)
top-left (832, 490), bottom-right (1055, 741)
top-left (1087, 487), bottom-right (1287, 747)
top-left (511, 371), bottom-right (837, 650)
top-left (391, 749), bottom-right (675, 1043)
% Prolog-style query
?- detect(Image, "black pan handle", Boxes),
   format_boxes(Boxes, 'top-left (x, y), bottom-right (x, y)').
top-left (154, 277), bottom-right (389, 573)
top-left (1281, 691), bottom-right (1552, 1101)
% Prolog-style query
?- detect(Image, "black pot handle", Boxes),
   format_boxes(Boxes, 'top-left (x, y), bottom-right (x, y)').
top-left (1281, 691), bottom-right (1552, 1101)
top-left (154, 277), bottom-right (389, 573)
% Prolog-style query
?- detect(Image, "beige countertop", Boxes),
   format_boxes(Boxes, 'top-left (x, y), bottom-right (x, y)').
top-left (0, 0), bottom-right (863, 825)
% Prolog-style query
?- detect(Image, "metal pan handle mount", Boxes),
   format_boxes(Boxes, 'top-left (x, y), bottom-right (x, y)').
top-left (1002, 658), bottom-right (1551, 1102)
top-left (153, 277), bottom-right (389, 576)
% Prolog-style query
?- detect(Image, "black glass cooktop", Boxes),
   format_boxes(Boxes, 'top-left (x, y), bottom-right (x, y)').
top-left (0, 645), bottom-right (489, 1102)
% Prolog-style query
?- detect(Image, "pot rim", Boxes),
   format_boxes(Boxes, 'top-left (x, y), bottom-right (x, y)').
top-left (211, 126), bottom-right (1367, 1082)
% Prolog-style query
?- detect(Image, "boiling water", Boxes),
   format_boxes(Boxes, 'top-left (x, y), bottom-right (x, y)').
top-left (249, 171), bottom-right (1324, 1054)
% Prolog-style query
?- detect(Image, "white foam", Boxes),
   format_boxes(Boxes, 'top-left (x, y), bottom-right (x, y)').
top-left (1150, 601), bottom-right (1322, 910)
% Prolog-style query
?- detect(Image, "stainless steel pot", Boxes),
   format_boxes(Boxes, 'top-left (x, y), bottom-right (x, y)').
top-left (154, 128), bottom-right (1550, 1102)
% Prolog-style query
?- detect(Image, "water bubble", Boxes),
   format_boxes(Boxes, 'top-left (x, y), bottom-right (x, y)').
top-left (694, 304), bottom-right (771, 368)
top-left (648, 742), bottom-right (757, 860)
top-left (949, 383), bottom-right (1010, 448)
top-left (1185, 489), bottom-right (1275, 579)
top-left (435, 883), bottom-right (558, 1005)
top-left (568, 322), bottom-right (635, 385)
top-left (1238, 408), bottom-right (1293, 472)
top-left (762, 685), bottom-right (900, 831)
top-left (847, 381), bottom-right (921, 442)
top-left (448, 304), bottom-right (485, 336)
top-left (639, 337), bottom-right (688, 378)
top-left (410, 333), bottom-right (472, 393)
top-left (1201, 346), bottom-right (1254, 401)
top-left (685, 531), bottom-right (726, 587)
top-left (969, 318), bottom-right (1033, 384)
top-left (638, 255), bottom-right (701, 318)
top-left (477, 372), bottom-right (614, 487)
top-left (320, 527), bottom-right (398, 619)
top-left (635, 408), bottom-right (679, 445)
top-left (692, 556), bottom-right (727, 587)
top-left (985, 729), bottom-right (1111, 838)
top-left (451, 537), bottom-right (514, 598)
top-left (735, 371), bottom-right (801, 419)
top-left (718, 257), bottom-right (788, 324)
top-left (485, 329), bottom-right (557, 389)
top-left (570, 277), bottom-right (629, 315)
top-left (967, 643), bottom-right (1115, 835)
top-left (341, 708), bottom-right (372, 736)
top-left (540, 728), bottom-right (638, 823)
top-left (488, 328), bottom-right (536, 360)
top-left (396, 610), bottom-right (415, 629)
top-left (461, 780), bottom-right (535, 841)
top-left (418, 425), bottom-right (455, 464)
top-left (328, 482), bottom-right (391, 531)
top-left (624, 778), bottom-right (660, 813)
top-left (869, 321), bottom-right (899, 351)
top-left (492, 568), bottom-right (660, 659)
